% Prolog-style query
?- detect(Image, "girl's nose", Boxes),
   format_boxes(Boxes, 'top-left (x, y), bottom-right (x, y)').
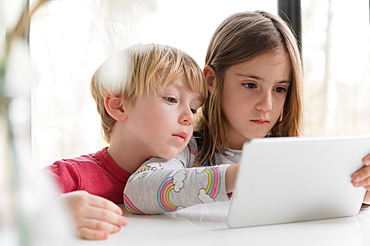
top-left (256, 92), bottom-right (273, 112)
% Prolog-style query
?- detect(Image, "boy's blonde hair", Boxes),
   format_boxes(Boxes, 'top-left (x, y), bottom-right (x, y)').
top-left (91, 43), bottom-right (207, 143)
top-left (195, 11), bottom-right (303, 166)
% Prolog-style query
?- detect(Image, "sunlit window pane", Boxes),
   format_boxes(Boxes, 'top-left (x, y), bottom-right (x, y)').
top-left (301, 0), bottom-right (370, 136)
top-left (30, 0), bottom-right (277, 168)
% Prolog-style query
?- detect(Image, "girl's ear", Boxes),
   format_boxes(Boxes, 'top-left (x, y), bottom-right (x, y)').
top-left (203, 65), bottom-right (216, 93)
top-left (104, 96), bottom-right (127, 122)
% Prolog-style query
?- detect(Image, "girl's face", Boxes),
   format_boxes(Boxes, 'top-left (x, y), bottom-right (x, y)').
top-left (220, 50), bottom-right (291, 150)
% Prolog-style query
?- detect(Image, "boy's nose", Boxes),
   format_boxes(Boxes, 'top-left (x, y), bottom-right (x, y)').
top-left (179, 109), bottom-right (194, 125)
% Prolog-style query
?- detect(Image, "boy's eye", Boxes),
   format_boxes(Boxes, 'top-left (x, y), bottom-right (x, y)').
top-left (164, 97), bottom-right (177, 103)
top-left (242, 83), bottom-right (257, 89)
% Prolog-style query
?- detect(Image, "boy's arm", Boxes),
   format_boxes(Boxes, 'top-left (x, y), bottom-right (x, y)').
top-left (45, 160), bottom-right (79, 193)
top-left (123, 154), bottom-right (230, 215)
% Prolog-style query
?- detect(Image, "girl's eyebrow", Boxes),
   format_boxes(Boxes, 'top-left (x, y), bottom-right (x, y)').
top-left (236, 73), bottom-right (261, 80)
top-left (236, 73), bottom-right (292, 84)
top-left (278, 80), bottom-right (292, 85)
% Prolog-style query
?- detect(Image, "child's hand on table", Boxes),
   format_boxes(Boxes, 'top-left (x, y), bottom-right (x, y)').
top-left (61, 191), bottom-right (127, 240)
top-left (352, 154), bottom-right (370, 204)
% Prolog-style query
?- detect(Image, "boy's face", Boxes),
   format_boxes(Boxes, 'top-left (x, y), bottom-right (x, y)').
top-left (220, 50), bottom-right (291, 150)
top-left (123, 77), bottom-right (202, 159)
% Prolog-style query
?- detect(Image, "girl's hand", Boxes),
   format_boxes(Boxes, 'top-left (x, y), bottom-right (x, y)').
top-left (225, 164), bottom-right (240, 193)
top-left (61, 191), bottom-right (127, 240)
top-left (352, 154), bottom-right (370, 204)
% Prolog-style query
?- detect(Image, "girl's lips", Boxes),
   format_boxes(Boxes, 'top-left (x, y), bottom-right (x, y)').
top-left (250, 119), bottom-right (270, 125)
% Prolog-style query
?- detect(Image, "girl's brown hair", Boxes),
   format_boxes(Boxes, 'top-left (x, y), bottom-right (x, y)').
top-left (195, 10), bottom-right (303, 166)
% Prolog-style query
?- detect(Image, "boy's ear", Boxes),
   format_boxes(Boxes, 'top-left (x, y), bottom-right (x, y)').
top-left (203, 65), bottom-right (216, 93)
top-left (104, 96), bottom-right (127, 122)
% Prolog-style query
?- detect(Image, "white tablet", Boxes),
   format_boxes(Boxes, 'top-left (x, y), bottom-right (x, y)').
top-left (227, 135), bottom-right (370, 228)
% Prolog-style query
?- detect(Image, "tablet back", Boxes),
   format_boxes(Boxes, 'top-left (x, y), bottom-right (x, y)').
top-left (227, 135), bottom-right (370, 228)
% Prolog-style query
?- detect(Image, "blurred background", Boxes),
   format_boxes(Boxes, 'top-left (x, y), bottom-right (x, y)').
top-left (5, 0), bottom-right (370, 168)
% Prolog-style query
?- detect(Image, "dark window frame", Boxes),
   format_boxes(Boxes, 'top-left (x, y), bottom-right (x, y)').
top-left (278, 0), bottom-right (302, 53)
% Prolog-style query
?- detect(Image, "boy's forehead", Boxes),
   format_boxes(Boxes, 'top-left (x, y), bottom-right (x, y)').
top-left (165, 78), bottom-right (204, 98)
top-left (165, 77), bottom-right (192, 91)
top-left (162, 73), bottom-right (207, 100)
top-left (168, 77), bottom-right (186, 86)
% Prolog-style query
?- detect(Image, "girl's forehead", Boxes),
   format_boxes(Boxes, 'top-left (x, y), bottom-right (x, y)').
top-left (225, 50), bottom-right (292, 84)
top-left (251, 50), bottom-right (289, 64)
top-left (231, 51), bottom-right (290, 71)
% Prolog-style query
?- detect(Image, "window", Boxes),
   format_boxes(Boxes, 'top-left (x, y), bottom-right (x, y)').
top-left (30, 0), bottom-right (277, 167)
top-left (301, 0), bottom-right (370, 136)
top-left (27, 0), bottom-right (370, 168)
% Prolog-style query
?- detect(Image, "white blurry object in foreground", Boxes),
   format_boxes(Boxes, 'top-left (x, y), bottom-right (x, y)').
top-left (0, 38), bottom-right (75, 245)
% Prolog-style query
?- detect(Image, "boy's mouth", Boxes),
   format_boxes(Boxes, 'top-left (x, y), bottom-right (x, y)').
top-left (172, 132), bottom-right (188, 140)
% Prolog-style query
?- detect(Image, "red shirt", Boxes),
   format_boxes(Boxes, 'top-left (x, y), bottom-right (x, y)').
top-left (46, 147), bottom-right (130, 204)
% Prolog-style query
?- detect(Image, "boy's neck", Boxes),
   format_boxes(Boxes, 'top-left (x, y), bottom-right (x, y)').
top-left (107, 143), bottom-right (149, 174)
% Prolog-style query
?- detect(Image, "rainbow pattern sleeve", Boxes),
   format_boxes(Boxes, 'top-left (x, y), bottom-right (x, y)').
top-left (123, 136), bottom-right (230, 214)
top-left (124, 163), bottom-right (230, 215)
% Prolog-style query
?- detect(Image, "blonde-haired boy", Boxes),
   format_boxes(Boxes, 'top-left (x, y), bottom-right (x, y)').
top-left (45, 43), bottom-right (207, 240)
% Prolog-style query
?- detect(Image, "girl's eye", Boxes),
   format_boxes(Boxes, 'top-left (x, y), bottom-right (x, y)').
top-left (190, 108), bottom-right (197, 114)
top-left (164, 97), bottom-right (177, 103)
top-left (274, 87), bottom-right (287, 93)
top-left (242, 83), bottom-right (257, 89)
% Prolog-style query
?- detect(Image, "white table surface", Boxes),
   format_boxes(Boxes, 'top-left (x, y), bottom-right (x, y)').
top-left (69, 201), bottom-right (370, 246)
